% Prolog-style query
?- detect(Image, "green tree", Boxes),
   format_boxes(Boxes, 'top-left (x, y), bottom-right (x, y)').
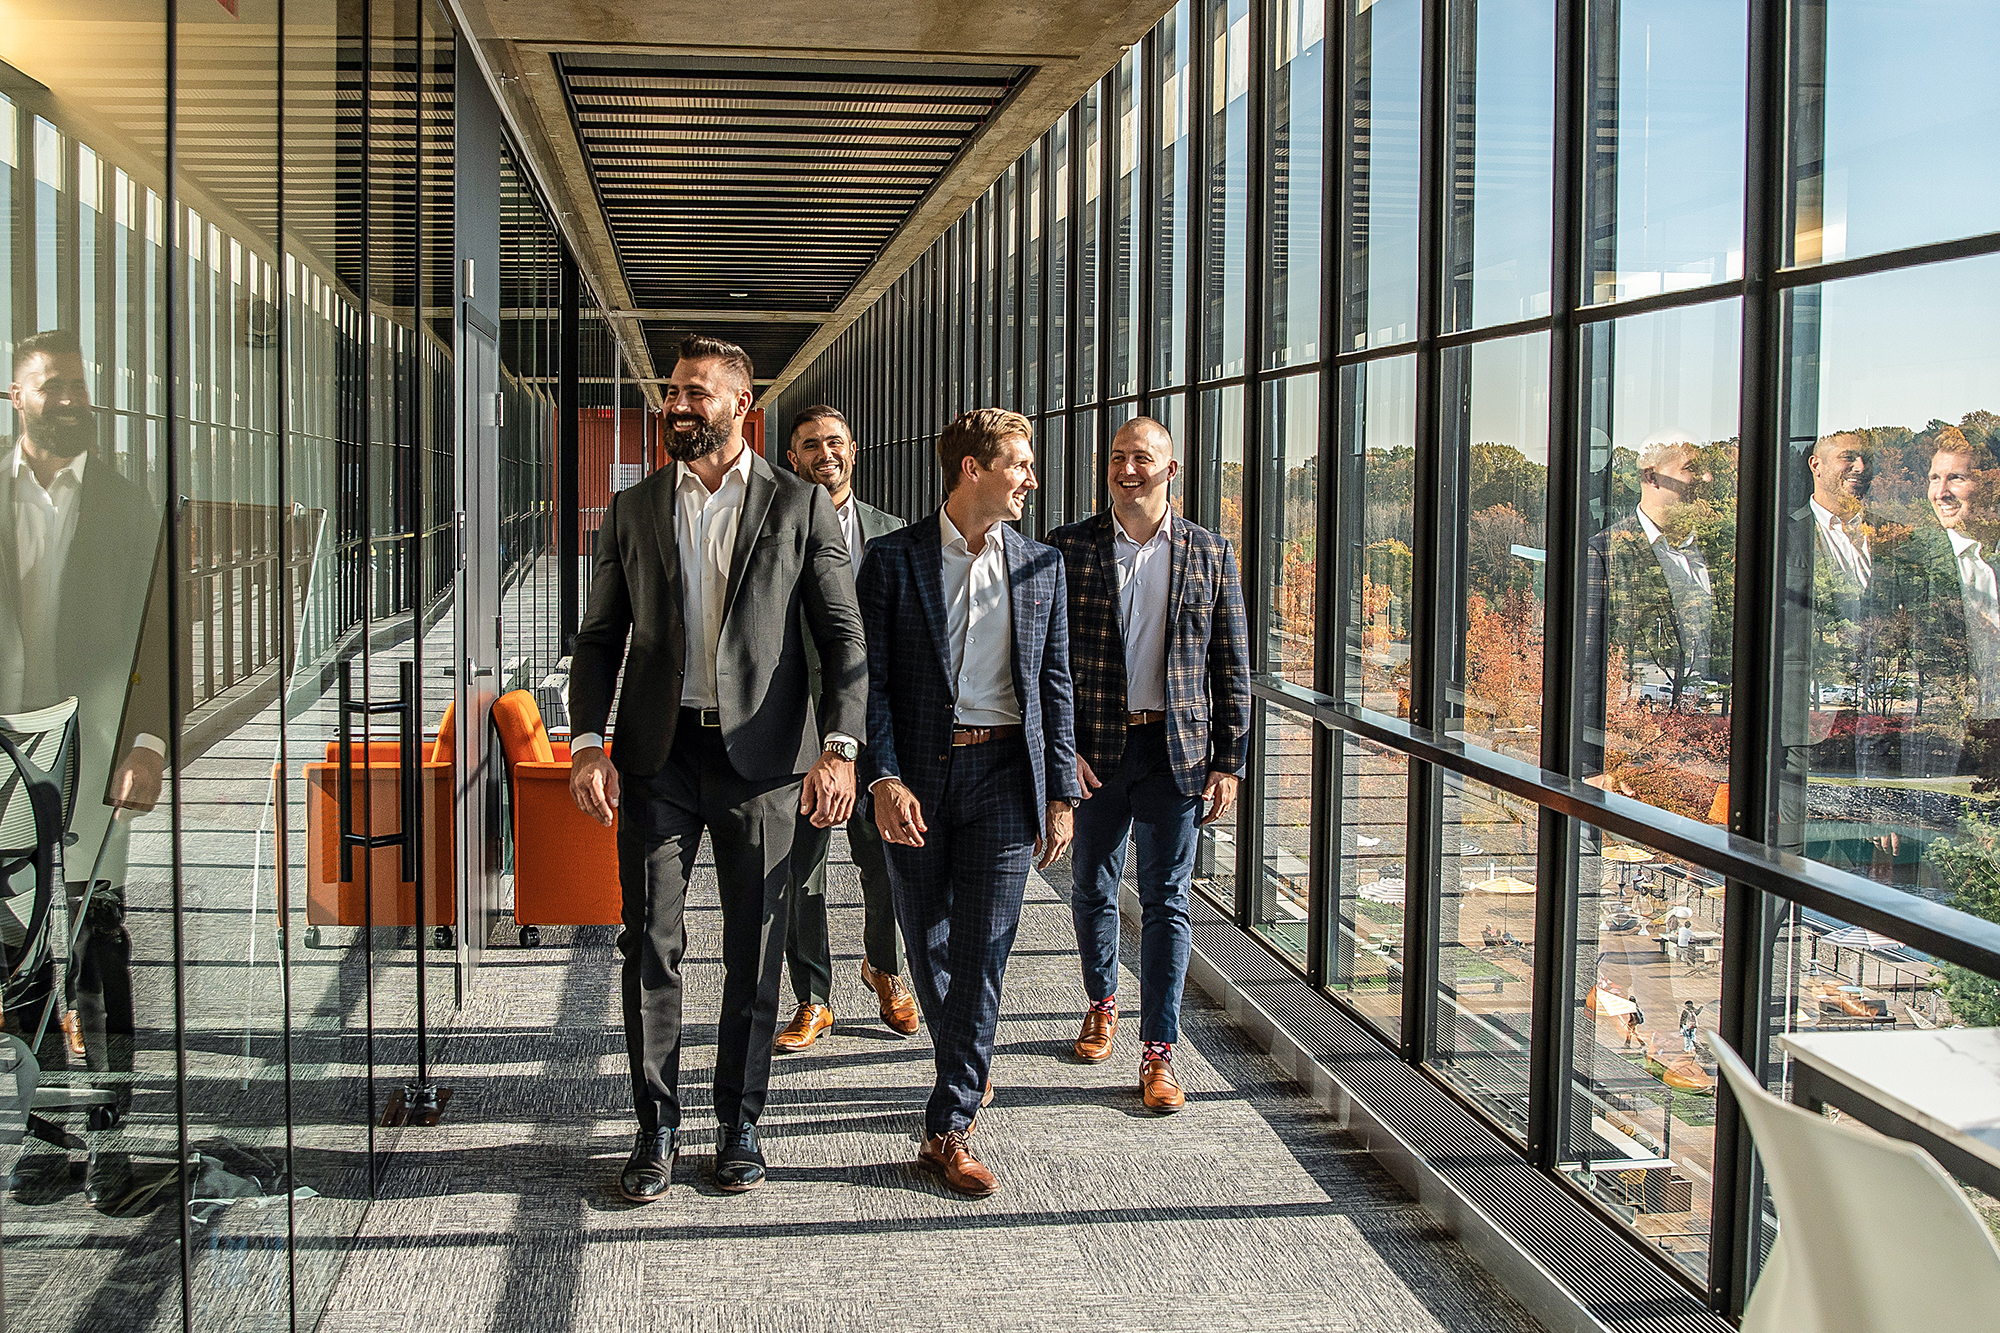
top-left (1928, 814), bottom-right (2000, 1026)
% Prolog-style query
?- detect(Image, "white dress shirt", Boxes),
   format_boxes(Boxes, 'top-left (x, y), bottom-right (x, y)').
top-left (1112, 509), bottom-right (1172, 713)
top-left (833, 494), bottom-right (865, 578)
top-left (3, 446), bottom-right (166, 757)
top-left (1949, 527), bottom-right (2000, 718)
top-left (1810, 497), bottom-right (1873, 587)
top-left (1636, 506), bottom-right (1712, 592)
top-left (940, 508), bottom-right (1019, 727)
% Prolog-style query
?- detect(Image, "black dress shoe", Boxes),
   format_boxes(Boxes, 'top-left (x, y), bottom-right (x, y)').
top-left (714, 1123), bottom-right (765, 1192)
top-left (619, 1128), bottom-right (678, 1202)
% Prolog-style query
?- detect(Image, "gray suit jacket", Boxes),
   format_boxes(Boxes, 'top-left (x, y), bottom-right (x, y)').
top-left (569, 448), bottom-right (869, 781)
top-left (803, 494), bottom-right (901, 715)
top-left (0, 450), bottom-right (171, 837)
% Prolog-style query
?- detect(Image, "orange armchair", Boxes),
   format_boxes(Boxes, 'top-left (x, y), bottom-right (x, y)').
top-left (494, 690), bottom-right (621, 946)
top-left (299, 703), bottom-right (457, 949)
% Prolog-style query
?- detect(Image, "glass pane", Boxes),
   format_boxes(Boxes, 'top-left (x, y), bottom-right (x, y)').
top-left (1040, 413), bottom-right (1068, 531)
top-left (1252, 701), bottom-right (1316, 969)
top-left (1154, 1), bottom-right (1193, 390)
top-left (1789, 0), bottom-right (2000, 268)
top-left (1110, 51), bottom-right (1141, 399)
top-left (1002, 162), bottom-right (1019, 407)
top-left (1072, 407), bottom-right (1100, 518)
top-left (1343, 0), bottom-right (1421, 351)
top-left (1077, 89), bottom-right (1102, 406)
top-left (1777, 254), bottom-right (2000, 895)
top-left (1585, 0), bottom-right (1746, 305)
top-left (1428, 772), bottom-right (1540, 1143)
top-left (1264, 0), bottom-right (1326, 366)
top-left (1049, 122), bottom-right (1070, 410)
top-left (1202, 0), bottom-right (1250, 378)
top-left (1444, 332), bottom-right (1550, 764)
top-left (1199, 383), bottom-right (1246, 546)
top-left (1025, 139), bottom-right (1044, 414)
top-left (1444, 0), bottom-right (1554, 330)
top-left (1562, 823), bottom-right (1728, 1287)
top-left (1339, 354), bottom-right (1417, 712)
top-left (1264, 372), bottom-right (1320, 684)
top-left (1156, 391), bottom-right (1190, 516)
top-left (1579, 299), bottom-right (1740, 816)
top-left (1328, 733), bottom-right (1408, 1040)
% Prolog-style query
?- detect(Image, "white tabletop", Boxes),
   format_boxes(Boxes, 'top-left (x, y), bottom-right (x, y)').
top-left (1778, 1027), bottom-right (2000, 1168)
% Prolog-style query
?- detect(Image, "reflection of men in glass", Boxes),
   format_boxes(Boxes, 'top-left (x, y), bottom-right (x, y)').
top-left (1926, 433), bottom-right (2000, 772)
top-left (1581, 432), bottom-right (1717, 764)
top-left (1806, 432), bottom-right (1877, 591)
top-left (3, 330), bottom-right (169, 1145)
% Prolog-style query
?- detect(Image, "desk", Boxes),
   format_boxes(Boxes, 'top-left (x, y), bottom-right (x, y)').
top-left (1779, 1028), bottom-right (2000, 1199)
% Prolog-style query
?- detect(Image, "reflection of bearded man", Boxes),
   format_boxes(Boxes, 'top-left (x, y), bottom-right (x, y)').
top-left (1807, 431), bottom-right (1877, 589)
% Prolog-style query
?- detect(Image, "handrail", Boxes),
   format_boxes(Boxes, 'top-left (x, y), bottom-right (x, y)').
top-left (1249, 673), bottom-right (2000, 980)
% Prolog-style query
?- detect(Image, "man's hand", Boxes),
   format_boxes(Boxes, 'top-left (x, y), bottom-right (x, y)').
top-left (1076, 756), bottom-right (1101, 800)
top-left (1034, 799), bottom-right (1074, 869)
top-left (109, 747), bottom-right (165, 813)
top-left (873, 778), bottom-right (927, 847)
top-left (1199, 771), bottom-right (1240, 826)
top-left (570, 746), bottom-right (620, 827)
top-left (800, 752), bottom-right (856, 828)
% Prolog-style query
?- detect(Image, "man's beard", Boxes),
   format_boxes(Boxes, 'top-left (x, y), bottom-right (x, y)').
top-left (25, 405), bottom-right (94, 459)
top-left (664, 409), bottom-right (733, 463)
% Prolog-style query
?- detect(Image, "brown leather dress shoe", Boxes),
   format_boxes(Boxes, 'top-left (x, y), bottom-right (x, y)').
top-left (862, 960), bottom-right (920, 1036)
top-left (1073, 1006), bottom-right (1118, 1063)
top-left (1140, 1057), bottom-right (1185, 1113)
top-left (774, 1003), bottom-right (834, 1052)
top-left (919, 1129), bottom-right (999, 1197)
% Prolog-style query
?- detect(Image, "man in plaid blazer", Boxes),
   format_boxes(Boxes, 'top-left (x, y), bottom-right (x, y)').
top-left (1047, 416), bottom-right (1249, 1112)
top-left (857, 408), bottom-right (1080, 1197)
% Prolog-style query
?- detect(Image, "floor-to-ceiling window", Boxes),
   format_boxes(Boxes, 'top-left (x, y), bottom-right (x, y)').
top-left (764, 0), bottom-right (2000, 1315)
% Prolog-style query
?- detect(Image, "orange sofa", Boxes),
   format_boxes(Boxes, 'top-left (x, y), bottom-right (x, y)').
top-left (494, 690), bottom-right (620, 946)
top-left (299, 704), bottom-right (457, 949)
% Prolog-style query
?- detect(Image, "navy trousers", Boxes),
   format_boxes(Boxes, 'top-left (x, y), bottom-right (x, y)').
top-left (1069, 722), bottom-right (1201, 1043)
top-left (882, 736), bottom-right (1038, 1137)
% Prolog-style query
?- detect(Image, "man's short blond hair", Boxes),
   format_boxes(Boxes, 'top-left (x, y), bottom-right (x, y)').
top-left (938, 408), bottom-right (1033, 491)
top-left (1637, 430), bottom-right (1698, 472)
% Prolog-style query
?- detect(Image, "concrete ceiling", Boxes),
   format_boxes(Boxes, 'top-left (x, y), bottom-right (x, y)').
top-left (445, 0), bottom-right (1175, 410)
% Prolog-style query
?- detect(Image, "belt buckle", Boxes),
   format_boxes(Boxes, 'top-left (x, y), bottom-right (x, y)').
top-left (699, 708), bottom-right (721, 728)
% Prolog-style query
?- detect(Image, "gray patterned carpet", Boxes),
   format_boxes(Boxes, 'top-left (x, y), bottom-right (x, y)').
top-left (318, 840), bottom-right (1545, 1333)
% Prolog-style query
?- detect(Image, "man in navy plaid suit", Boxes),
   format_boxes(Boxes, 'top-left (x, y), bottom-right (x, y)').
top-left (1047, 416), bottom-right (1249, 1112)
top-left (856, 408), bottom-right (1080, 1197)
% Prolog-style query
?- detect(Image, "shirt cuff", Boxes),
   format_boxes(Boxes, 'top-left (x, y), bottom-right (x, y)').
top-left (572, 733), bottom-right (605, 753)
top-left (132, 733), bottom-right (167, 758)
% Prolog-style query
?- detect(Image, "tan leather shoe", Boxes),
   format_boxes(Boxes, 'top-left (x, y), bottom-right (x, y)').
top-left (774, 1003), bottom-right (834, 1052)
top-left (918, 1129), bottom-right (999, 1197)
top-left (862, 960), bottom-right (920, 1036)
top-left (1073, 1006), bottom-right (1118, 1063)
top-left (1140, 1057), bottom-right (1185, 1113)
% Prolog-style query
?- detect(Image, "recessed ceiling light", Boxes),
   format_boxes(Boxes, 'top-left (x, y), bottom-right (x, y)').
top-left (730, 291), bottom-right (749, 298)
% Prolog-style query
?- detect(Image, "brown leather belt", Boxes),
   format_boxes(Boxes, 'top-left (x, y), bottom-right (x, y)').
top-left (951, 723), bottom-right (1023, 747)
top-left (1127, 710), bottom-right (1166, 726)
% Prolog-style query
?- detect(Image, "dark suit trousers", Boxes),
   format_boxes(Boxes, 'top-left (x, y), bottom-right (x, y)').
top-left (787, 810), bottom-right (902, 1006)
top-left (616, 715), bottom-right (799, 1133)
top-left (882, 737), bottom-right (1038, 1137)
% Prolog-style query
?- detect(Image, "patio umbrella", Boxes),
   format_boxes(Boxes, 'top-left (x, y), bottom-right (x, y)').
top-left (1666, 905), bottom-right (1695, 919)
top-left (1603, 844), bottom-right (1655, 865)
top-left (1360, 879), bottom-right (1406, 905)
top-left (1477, 874), bottom-right (1537, 895)
top-left (1821, 925), bottom-right (1901, 952)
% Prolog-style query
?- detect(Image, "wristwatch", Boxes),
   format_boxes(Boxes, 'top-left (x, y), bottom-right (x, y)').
top-left (823, 736), bottom-right (860, 762)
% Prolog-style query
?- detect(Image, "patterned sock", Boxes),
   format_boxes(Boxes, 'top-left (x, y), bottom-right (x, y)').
top-left (1089, 995), bottom-right (1117, 1015)
top-left (1142, 1040), bottom-right (1172, 1066)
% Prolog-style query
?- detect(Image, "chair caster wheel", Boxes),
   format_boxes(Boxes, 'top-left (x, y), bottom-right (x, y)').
top-left (303, 926), bottom-right (321, 950)
top-left (519, 926), bottom-right (541, 948)
top-left (432, 926), bottom-right (455, 949)
top-left (87, 1104), bottom-right (121, 1131)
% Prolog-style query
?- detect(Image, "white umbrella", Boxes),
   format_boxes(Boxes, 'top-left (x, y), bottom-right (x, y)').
top-left (1666, 905), bottom-right (1694, 919)
top-left (1360, 879), bottom-right (1406, 905)
top-left (1821, 925), bottom-right (1901, 952)
top-left (1356, 834), bottom-right (1382, 848)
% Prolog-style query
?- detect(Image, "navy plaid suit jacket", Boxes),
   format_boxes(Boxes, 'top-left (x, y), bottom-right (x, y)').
top-left (1047, 509), bottom-right (1250, 798)
top-left (856, 511), bottom-right (1084, 838)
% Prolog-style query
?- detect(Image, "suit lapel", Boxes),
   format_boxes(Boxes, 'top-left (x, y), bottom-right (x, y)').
top-left (1092, 511), bottom-right (1125, 655)
top-left (1167, 512), bottom-right (1191, 622)
top-left (722, 451), bottom-right (775, 628)
top-left (1004, 523), bottom-right (1035, 713)
top-left (913, 512), bottom-right (954, 686)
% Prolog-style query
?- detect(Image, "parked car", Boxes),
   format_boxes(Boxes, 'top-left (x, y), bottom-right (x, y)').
top-left (1818, 683), bottom-right (1861, 707)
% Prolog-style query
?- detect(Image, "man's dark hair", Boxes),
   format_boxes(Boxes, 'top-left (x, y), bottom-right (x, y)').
top-left (790, 404), bottom-right (851, 442)
top-left (12, 329), bottom-right (82, 380)
top-left (675, 334), bottom-right (755, 394)
top-left (937, 408), bottom-right (1033, 492)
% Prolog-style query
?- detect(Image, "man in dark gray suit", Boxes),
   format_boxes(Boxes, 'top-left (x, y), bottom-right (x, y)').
top-left (2, 330), bottom-right (169, 1154)
top-left (774, 405), bottom-right (918, 1052)
top-left (568, 335), bottom-right (868, 1201)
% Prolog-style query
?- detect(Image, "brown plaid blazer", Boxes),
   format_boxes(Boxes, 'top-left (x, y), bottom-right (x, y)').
top-left (1048, 509), bottom-right (1250, 797)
